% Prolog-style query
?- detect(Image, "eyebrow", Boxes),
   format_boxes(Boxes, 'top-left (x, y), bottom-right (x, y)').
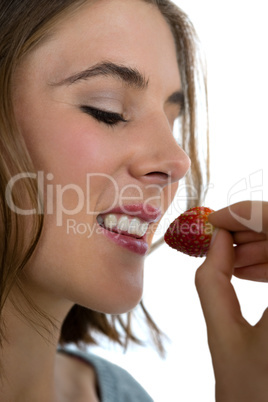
top-left (51, 61), bottom-right (149, 89)
top-left (51, 60), bottom-right (184, 110)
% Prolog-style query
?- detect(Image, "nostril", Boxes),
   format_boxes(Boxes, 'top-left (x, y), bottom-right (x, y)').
top-left (145, 172), bottom-right (170, 180)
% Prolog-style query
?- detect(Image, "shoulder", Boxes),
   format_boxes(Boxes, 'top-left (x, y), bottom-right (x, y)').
top-left (58, 347), bottom-right (153, 402)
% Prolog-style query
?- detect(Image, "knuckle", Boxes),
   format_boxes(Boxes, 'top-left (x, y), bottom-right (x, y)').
top-left (195, 265), bottom-right (206, 289)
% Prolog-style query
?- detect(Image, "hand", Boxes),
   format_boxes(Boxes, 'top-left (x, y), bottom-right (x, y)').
top-left (208, 201), bottom-right (268, 282)
top-left (195, 205), bottom-right (268, 401)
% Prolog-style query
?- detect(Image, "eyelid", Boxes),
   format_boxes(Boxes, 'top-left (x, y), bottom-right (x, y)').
top-left (81, 105), bottom-right (127, 120)
top-left (80, 105), bottom-right (128, 125)
top-left (80, 93), bottom-right (124, 109)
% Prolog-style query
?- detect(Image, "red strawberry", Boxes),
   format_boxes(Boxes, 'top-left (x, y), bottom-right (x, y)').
top-left (164, 206), bottom-right (215, 257)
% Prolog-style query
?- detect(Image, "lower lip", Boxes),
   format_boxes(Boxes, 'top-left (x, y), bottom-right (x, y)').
top-left (99, 225), bottom-right (148, 256)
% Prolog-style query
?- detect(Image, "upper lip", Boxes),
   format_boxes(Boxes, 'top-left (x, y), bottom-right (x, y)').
top-left (98, 204), bottom-right (162, 223)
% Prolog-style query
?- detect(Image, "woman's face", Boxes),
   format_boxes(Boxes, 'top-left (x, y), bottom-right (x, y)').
top-left (13, 0), bottom-right (190, 315)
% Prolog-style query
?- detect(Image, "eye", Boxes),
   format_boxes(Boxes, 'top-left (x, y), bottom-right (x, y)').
top-left (80, 105), bottom-right (127, 126)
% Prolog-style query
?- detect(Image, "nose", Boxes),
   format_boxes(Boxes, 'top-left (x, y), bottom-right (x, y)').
top-left (129, 113), bottom-right (191, 185)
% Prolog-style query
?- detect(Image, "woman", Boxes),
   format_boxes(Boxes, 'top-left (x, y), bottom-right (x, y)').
top-left (1, 0), bottom-right (268, 401)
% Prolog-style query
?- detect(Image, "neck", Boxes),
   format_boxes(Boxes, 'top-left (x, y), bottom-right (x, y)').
top-left (0, 288), bottom-right (72, 402)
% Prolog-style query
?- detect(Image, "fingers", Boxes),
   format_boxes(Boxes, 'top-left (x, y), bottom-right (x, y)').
top-left (234, 240), bottom-right (268, 268)
top-left (234, 264), bottom-right (268, 282)
top-left (195, 229), bottom-right (247, 337)
top-left (209, 201), bottom-right (268, 233)
top-left (210, 202), bottom-right (268, 283)
top-left (233, 231), bottom-right (266, 244)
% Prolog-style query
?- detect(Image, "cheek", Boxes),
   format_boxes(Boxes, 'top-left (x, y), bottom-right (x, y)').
top-left (16, 106), bottom-right (123, 223)
top-left (17, 105), bottom-right (112, 182)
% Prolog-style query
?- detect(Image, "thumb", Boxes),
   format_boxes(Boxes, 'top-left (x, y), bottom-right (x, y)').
top-left (195, 229), bottom-right (244, 335)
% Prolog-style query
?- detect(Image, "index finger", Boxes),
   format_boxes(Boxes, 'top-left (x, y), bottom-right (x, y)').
top-left (208, 201), bottom-right (268, 233)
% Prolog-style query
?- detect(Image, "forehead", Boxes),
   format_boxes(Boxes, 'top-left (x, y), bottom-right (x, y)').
top-left (19, 0), bottom-right (181, 89)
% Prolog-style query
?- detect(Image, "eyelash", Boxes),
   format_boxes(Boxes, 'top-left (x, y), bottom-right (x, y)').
top-left (80, 105), bottom-right (127, 126)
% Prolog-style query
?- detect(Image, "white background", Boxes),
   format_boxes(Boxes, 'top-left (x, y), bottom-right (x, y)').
top-left (88, 1), bottom-right (268, 400)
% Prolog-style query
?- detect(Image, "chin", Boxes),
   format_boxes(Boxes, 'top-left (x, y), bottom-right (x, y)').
top-left (108, 299), bottom-right (142, 315)
top-left (100, 262), bottom-right (145, 314)
top-left (89, 285), bottom-right (144, 315)
top-left (106, 291), bottom-right (143, 315)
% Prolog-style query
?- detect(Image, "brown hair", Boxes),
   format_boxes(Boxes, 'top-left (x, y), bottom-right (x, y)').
top-left (0, 0), bottom-right (209, 354)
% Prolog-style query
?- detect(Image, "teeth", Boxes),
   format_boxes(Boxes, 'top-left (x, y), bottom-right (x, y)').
top-left (98, 214), bottom-right (149, 238)
top-left (128, 218), bottom-right (140, 235)
top-left (128, 218), bottom-right (149, 237)
top-left (104, 214), bottom-right (117, 230)
top-left (139, 222), bottom-right (150, 237)
top-left (118, 216), bottom-right (129, 231)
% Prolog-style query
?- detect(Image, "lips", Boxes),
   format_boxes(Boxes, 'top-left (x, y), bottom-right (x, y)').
top-left (96, 204), bottom-right (162, 255)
